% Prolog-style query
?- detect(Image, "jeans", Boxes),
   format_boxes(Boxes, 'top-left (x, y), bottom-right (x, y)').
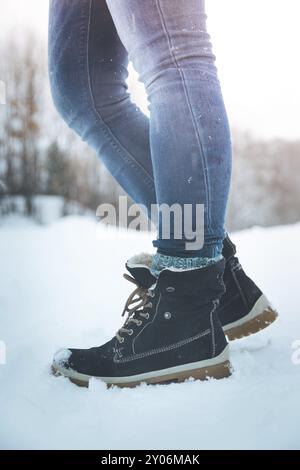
top-left (48, 0), bottom-right (232, 258)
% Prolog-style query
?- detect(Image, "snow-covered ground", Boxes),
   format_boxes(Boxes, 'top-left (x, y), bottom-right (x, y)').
top-left (0, 215), bottom-right (299, 450)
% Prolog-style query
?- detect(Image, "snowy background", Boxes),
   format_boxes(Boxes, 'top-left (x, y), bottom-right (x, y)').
top-left (0, 209), bottom-right (300, 450)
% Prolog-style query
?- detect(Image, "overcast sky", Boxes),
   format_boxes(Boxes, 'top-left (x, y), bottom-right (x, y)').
top-left (1, 0), bottom-right (300, 139)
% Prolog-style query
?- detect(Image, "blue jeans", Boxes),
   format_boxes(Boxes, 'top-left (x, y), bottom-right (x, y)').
top-left (48, 0), bottom-right (232, 258)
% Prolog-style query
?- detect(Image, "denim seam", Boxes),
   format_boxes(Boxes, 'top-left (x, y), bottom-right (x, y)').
top-left (114, 328), bottom-right (211, 363)
top-left (83, 0), bottom-right (155, 192)
top-left (230, 266), bottom-right (250, 310)
top-left (155, 0), bottom-right (212, 233)
top-left (217, 293), bottom-right (240, 310)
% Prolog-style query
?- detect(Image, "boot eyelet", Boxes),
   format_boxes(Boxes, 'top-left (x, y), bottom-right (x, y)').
top-left (120, 337), bottom-right (125, 343)
top-left (145, 313), bottom-right (150, 320)
top-left (137, 320), bottom-right (143, 326)
top-left (164, 311), bottom-right (172, 320)
top-left (128, 329), bottom-right (134, 336)
top-left (147, 302), bottom-right (153, 309)
top-left (166, 286), bottom-right (175, 293)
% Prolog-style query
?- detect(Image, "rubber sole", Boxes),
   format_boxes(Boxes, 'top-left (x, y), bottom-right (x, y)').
top-left (52, 345), bottom-right (232, 388)
top-left (223, 294), bottom-right (278, 341)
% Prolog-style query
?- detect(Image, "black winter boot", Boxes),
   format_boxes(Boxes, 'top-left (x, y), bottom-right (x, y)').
top-left (52, 258), bottom-right (231, 387)
top-left (217, 236), bottom-right (278, 340)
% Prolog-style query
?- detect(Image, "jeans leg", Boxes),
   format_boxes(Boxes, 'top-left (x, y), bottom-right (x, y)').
top-left (48, 0), bottom-right (156, 218)
top-left (105, 0), bottom-right (232, 257)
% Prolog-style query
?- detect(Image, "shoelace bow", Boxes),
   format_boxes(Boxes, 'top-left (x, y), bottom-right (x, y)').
top-left (116, 273), bottom-right (155, 344)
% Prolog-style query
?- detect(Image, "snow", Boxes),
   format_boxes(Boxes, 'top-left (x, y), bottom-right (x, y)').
top-left (0, 215), bottom-right (299, 450)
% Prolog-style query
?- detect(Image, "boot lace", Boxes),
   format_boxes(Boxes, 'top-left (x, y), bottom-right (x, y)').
top-left (116, 273), bottom-right (155, 344)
